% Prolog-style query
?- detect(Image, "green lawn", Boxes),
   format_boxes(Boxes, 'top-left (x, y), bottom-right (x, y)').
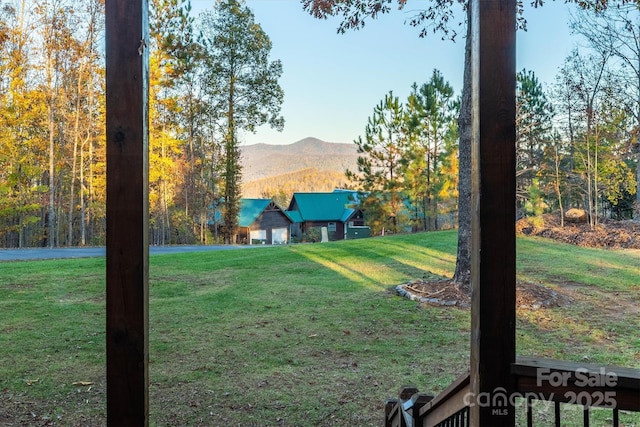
top-left (0, 231), bottom-right (638, 426)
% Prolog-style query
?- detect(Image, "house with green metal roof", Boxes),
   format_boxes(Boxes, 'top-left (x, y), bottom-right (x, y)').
top-left (210, 198), bottom-right (292, 245)
top-left (286, 191), bottom-right (370, 241)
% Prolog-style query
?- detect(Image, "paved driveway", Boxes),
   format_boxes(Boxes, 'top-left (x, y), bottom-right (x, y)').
top-left (0, 245), bottom-right (248, 262)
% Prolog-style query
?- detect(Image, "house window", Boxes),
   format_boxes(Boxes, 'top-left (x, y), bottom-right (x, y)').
top-left (328, 222), bottom-right (336, 232)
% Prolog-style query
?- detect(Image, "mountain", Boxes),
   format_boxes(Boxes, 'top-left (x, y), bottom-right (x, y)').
top-left (241, 168), bottom-right (351, 201)
top-left (240, 137), bottom-right (359, 183)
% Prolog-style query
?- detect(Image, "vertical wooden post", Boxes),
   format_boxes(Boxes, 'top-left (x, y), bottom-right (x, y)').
top-left (469, 0), bottom-right (516, 426)
top-left (105, 1), bottom-right (149, 425)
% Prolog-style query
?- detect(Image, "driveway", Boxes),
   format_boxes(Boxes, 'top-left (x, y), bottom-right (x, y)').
top-left (0, 245), bottom-right (248, 262)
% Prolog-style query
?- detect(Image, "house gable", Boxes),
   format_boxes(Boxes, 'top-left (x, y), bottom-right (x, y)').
top-left (286, 191), bottom-right (368, 241)
top-left (238, 199), bottom-right (272, 228)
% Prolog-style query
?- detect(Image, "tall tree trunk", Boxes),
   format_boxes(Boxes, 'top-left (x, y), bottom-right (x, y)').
top-left (636, 148), bottom-right (640, 219)
top-left (567, 100), bottom-right (575, 210)
top-left (554, 145), bottom-right (565, 227)
top-left (594, 131), bottom-right (599, 225)
top-left (80, 139), bottom-right (86, 246)
top-left (453, 7), bottom-right (472, 292)
top-left (635, 121), bottom-right (640, 219)
top-left (161, 134), bottom-right (170, 245)
top-left (224, 76), bottom-right (238, 244)
top-left (88, 125), bottom-right (94, 243)
top-left (48, 103), bottom-right (55, 248)
top-left (68, 62), bottom-right (88, 246)
top-left (586, 132), bottom-right (594, 228)
top-left (432, 129), bottom-right (439, 230)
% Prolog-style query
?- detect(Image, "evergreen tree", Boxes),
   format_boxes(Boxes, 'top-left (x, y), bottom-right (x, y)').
top-left (401, 71), bottom-right (457, 232)
top-left (199, 0), bottom-right (284, 243)
top-left (516, 68), bottom-right (554, 214)
top-left (346, 92), bottom-right (406, 234)
top-left (302, 0), bottom-right (640, 294)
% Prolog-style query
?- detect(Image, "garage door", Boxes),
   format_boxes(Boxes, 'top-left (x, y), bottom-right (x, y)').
top-left (272, 227), bottom-right (288, 245)
top-left (249, 229), bottom-right (266, 245)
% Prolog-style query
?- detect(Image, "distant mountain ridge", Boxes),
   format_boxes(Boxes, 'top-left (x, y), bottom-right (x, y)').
top-left (240, 137), bottom-right (359, 183)
top-left (241, 168), bottom-right (350, 200)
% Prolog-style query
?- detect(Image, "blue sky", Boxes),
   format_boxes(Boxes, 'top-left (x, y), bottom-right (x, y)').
top-left (189, 0), bottom-right (577, 145)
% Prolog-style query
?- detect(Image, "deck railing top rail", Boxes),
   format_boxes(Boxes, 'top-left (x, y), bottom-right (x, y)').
top-left (386, 357), bottom-right (639, 426)
top-left (512, 356), bottom-right (640, 412)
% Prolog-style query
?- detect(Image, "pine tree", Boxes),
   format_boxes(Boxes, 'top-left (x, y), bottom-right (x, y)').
top-left (516, 69), bottom-right (554, 215)
top-left (403, 70), bottom-right (456, 231)
top-left (347, 92), bottom-right (406, 234)
top-left (199, 0), bottom-right (284, 244)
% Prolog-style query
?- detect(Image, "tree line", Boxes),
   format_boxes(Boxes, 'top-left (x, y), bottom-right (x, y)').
top-left (344, 5), bottom-right (638, 236)
top-left (1, 0), bottom-right (638, 248)
top-left (0, 0), bottom-right (283, 248)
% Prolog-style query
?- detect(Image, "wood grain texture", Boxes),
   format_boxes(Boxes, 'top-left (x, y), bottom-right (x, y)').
top-left (105, 0), bottom-right (149, 425)
top-left (469, 1), bottom-right (517, 425)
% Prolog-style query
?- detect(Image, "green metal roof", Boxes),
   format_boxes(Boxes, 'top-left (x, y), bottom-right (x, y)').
top-left (285, 210), bottom-right (303, 223)
top-left (287, 192), bottom-right (357, 222)
top-left (238, 198), bottom-right (272, 227)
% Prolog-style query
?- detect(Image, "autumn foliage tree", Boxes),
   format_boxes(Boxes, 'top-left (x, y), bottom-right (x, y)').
top-left (1, 0), bottom-right (638, 249)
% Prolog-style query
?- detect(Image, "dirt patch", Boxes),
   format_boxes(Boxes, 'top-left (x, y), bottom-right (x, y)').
top-left (395, 279), bottom-right (471, 308)
top-left (516, 213), bottom-right (640, 249)
top-left (396, 279), bottom-right (571, 310)
top-left (398, 214), bottom-right (639, 309)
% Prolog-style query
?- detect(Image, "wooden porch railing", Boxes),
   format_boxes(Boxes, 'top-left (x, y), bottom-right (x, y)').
top-left (512, 357), bottom-right (640, 427)
top-left (384, 357), bottom-right (640, 427)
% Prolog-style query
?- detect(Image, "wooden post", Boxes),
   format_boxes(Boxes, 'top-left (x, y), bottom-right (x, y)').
top-left (469, 0), bottom-right (517, 426)
top-left (105, 1), bottom-right (149, 425)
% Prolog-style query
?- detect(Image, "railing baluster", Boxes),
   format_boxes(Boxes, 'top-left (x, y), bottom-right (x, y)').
top-left (408, 357), bottom-right (638, 427)
top-left (432, 407), bottom-right (471, 427)
top-left (583, 405), bottom-right (589, 427)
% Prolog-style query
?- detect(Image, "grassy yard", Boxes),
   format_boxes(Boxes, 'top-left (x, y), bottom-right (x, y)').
top-left (0, 231), bottom-right (638, 426)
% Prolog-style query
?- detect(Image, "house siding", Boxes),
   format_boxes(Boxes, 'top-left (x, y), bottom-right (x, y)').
top-left (238, 207), bottom-right (291, 244)
top-left (285, 191), bottom-right (370, 242)
top-left (304, 220), bottom-right (345, 241)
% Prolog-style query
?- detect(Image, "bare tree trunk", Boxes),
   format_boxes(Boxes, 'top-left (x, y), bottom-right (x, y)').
top-left (586, 132), bottom-right (594, 229)
top-left (636, 151), bottom-right (640, 219)
top-left (594, 132), bottom-right (599, 225)
top-left (88, 126), bottom-right (94, 243)
top-left (80, 140), bottom-right (86, 245)
top-left (453, 7), bottom-right (472, 292)
top-left (554, 145), bottom-right (565, 227)
top-left (48, 103), bottom-right (56, 248)
top-left (68, 78), bottom-right (81, 246)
